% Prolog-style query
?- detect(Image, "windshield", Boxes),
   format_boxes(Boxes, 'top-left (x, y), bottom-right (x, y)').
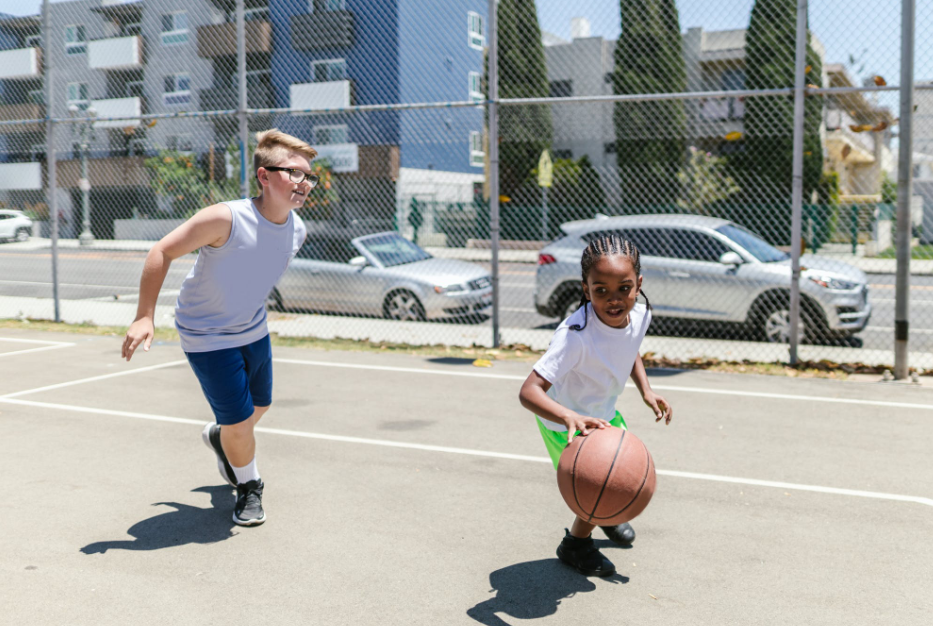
top-left (716, 224), bottom-right (789, 263)
top-left (357, 234), bottom-right (432, 267)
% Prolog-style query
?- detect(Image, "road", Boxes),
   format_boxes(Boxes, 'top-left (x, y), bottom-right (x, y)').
top-left (2, 246), bottom-right (932, 351)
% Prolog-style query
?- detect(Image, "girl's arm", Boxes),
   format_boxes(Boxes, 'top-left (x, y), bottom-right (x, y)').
top-left (631, 353), bottom-right (673, 424)
top-left (519, 371), bottom-right (609, 442)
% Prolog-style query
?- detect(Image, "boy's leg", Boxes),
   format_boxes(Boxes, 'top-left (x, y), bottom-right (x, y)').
top-left (220, 404), bottom-right (270, 468)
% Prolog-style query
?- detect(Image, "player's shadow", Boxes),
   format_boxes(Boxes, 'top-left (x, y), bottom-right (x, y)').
top-left (467, 559), bottom-right (627, 625)
top-left (80, 485), bottom-right (237, 554)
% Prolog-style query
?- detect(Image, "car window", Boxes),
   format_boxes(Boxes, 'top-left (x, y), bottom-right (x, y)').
top-left (357, 234), bottom-right (431, 267)
top-left (0, 215), bottom-right (9, 221)
top-left (664, 229), bottom-right (729, 262)
top-left (297, 238), bottom-right (356, 263)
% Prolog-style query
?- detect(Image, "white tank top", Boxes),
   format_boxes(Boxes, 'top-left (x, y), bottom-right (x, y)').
top-left (174, 198), bottom-right (306, 353)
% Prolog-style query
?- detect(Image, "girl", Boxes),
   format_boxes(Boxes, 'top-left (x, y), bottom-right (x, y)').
top-left (519, 233), bottom-right (673, 577)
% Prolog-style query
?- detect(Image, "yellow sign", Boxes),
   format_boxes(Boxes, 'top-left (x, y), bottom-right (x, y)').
top-left (537, 150), bottom-right (553, 188)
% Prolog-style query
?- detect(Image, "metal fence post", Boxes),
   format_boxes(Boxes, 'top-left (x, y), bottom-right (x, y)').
top-left (237, 0), bottom-right (249, 199)
top-left (788, 0), bottom-right (809, 365)
top-left (488, 0), bottom-right (501, 348)
top-left (43, 0), bottom-right (60, 323)
top-left (895, 0), bottom-right (916, 379)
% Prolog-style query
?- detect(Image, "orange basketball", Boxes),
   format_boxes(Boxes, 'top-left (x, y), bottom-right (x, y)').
top-left (557, 427), bottom-right (656, 525)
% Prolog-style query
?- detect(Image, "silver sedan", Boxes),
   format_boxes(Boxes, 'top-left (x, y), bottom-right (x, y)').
top-left (270, 231), bottom-right (493, 321)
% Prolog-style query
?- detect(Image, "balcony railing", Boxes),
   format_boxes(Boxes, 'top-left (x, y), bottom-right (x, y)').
top-left (0, 162), bottom-right (42, 190)
top-left (0, 103), bottom-right (44, 131)
top-left (826, 109), bottom-right (876, 157)
top-left (88, 35), bottom-right (144, 70)
top-left (290, 80), bottom-right (353, 112)
top-left (90, 97), bottom-right (143, 129)
top-left (0, 47), bottom-right (42, 80)
top-left (199, 83), bottom-right (273, 111)
top-left (196, 20), bottom-right (272, 58)
top-left (291, 10), bottom-right (354, 50)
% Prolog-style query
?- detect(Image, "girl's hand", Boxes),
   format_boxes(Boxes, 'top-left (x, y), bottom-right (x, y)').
top-left (643, 392), bottom-right (673, 425)
top-left (564, 414), bottom-right (610, 443)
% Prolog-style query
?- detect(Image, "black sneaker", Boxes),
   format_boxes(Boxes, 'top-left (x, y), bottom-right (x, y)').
top-left (201, 423), bottom-right (236, 487)
top-left (601, 522), bottom-right (636, 546)
top-left (234, 479), bottom-right (266, 526)
top-left (556, 530), bottom-right (616, 577)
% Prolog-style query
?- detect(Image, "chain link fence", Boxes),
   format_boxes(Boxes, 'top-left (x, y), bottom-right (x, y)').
top-left (0, 0), bottom-right (929, 370)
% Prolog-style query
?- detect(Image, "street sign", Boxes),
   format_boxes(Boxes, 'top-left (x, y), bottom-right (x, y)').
top-left (537, 150), bottom-right (553, 188)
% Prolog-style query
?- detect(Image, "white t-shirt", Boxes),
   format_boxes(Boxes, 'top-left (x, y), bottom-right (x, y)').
top-left (533, 302), bottom-right (651, 432)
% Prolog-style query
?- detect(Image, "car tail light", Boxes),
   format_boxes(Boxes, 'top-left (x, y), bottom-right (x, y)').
top-left (538, 253), bottom-right (557, 265)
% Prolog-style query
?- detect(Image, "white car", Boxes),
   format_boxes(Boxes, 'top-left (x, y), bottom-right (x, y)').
top-left (0, 210), bottom-right (33, 243)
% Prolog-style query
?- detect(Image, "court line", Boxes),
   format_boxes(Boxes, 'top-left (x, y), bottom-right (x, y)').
top-left (274, 358), bottom-right (933, 411)
top-left (0, 337), bottom-right (74, 346)
top-left (0, 359), bottom-right (189, 399)
top-left (2, 396), bottom-right (930, 508)
top-left (0, 337), bottom-right (75, 359)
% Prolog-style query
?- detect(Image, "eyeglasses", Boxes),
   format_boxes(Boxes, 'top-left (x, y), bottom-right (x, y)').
top-left (264, 166), bottom-right (320, 188)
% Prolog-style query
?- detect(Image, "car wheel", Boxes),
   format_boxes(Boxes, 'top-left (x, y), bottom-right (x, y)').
top-left (384, 290), bottom-right (426, 322)
top-left (15, 228), bottom-right (29, 243)
top-left (265, 288), bottom-right (283, 312)
top-left (757, 301), bottom-right (821, 344)
top-left (557, 289), bottom-right (584, 321)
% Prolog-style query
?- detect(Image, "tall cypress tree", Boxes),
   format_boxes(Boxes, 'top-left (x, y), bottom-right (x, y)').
top-left (613, 0), bottom-right (687, 209)
top-left (733, 0), bottom-right (823, 244)
top-left (491, 0), bottom-right (553, 200)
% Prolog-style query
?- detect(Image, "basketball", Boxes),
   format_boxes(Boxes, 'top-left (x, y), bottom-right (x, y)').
top-left (557, 427), bottom-right (656, 525)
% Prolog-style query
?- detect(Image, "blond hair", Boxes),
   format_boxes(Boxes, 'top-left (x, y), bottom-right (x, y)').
top-left (252, 129), bottom-right (318, 178)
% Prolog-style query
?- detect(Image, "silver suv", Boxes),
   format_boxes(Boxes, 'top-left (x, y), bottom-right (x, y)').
top-left (534, 215), bottom-right (871, 343)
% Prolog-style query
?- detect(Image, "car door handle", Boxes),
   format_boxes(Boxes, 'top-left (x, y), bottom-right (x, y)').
top-left (668, 271), bottom-right (690, 278)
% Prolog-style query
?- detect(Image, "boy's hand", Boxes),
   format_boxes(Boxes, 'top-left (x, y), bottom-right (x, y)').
top-left (564, 414), bottom-right (609, 443)
top-left (123, 317), bottom-right (154, 362)
top-left (643, 391), bottom-right (673, 425)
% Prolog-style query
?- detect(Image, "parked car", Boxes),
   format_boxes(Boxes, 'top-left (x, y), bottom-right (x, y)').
top-left (534, 215), bottom-right (871, 343)
top-left (270, 231), bottom-right (493, 321)
top-left (0, 210), bottom-right (33, 243)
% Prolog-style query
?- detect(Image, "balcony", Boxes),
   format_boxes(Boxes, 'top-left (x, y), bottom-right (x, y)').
top-left (58, 155), bottom-right (149, 189)
top-left (0, 162), bottom-right (42, 190)
top-left (0, 103), bottom-right (44, 132)
top-left (0, 47), bottom-right (41, 80)
top-left (290, 80), bottom-right (352, 112)
top-left (291, 11), bottom-right (354, 50)
top-left (197, 21), bottom-right (272, 58)
top-left (199, 83), bottom-right (273, 111)
top-left (90, 97), bottom-right (143, 129)
top-left (88, 35), bottom-right (143, 70)
top-left (825, 109), bottom-right (876, 164)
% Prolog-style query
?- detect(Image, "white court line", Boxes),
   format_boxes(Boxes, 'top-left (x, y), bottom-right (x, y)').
top-left (0, 359), bottom-right (188, 399)
top-left (2, 396), bottom-right (930, 508)
top-left (0, 337), bottom-right (74, 346)
top-left (274, 358), bottom-right (933, 412)
top-left (0, 337), bottom-right (75, 359)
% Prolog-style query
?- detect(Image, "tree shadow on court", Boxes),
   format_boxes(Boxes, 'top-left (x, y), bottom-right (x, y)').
top-left (466, 559), bottom-right (628, 625)
top-left (80, 485), bottom-right (237, 554)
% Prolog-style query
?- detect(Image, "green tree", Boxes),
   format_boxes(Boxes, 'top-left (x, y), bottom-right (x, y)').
top-left (512, 155), bottom-right (607, 238)
top-left (491, 0), bottom-right (553, 200)
top-left (731, 0), bottom-right (824, 244)
top-left (676, 147), bottom-right (740, 214)
top-left (613, 0), bottom-right (687, 209)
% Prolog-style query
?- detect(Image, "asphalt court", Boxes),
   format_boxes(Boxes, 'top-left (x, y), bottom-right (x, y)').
top-left (2, 329), bottom-right (932, 625)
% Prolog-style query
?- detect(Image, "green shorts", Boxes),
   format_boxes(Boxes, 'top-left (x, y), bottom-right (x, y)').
top-left (536, 412), bottom-right (627, 470)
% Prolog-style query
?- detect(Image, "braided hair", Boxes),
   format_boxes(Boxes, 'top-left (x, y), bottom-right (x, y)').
top-left (570, 232), bottom-right (651, 331)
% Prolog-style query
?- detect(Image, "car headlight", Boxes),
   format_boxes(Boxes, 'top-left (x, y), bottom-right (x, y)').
top-left (434, 284), bottom-right (466, 295)
top-left (808, 275), bottom-right (859, 290)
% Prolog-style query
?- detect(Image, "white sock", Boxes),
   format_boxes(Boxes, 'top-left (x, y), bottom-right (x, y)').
top-left (232, 458), bottom-right (260, 485)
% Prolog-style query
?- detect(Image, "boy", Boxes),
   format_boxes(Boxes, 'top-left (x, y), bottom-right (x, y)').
top-left (122, 129), bottom-right (317, 526)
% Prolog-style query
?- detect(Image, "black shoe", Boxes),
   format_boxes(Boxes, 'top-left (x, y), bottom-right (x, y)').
top-left (601, 522), bottom-right (636, 546)
top-left (234, 480), bottom-right (266, 526)
top-left (556, 530), bottom-right (616, 577)
top-left (201, 423), bottom-right (236, 487)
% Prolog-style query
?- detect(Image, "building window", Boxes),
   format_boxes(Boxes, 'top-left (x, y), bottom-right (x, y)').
top-left (312, 59), bottom-right (347, 82)
top-left (66, 83), bottom-right (89, 110)
top-left (163, 73), bottom-right (191, 106)
top-left (314, 125), bottom-right (348, 145)
top-left (469, 72), bottom-right (483, 103)
top-left (549, 80), bottom-right (572, 98)
top-left (161, 12), bottom-right (189, 46)
top-left (245, 7), bottom-right (270, 22)
top-left (64, 25), bottom-right (86, 55)
top-left (126, 81), bottom-right (144, 99)
top-left (122, 21), bottom-right (142, 37)
top-left (28, 89), bottom-right (44, 105)
top-left (468, 12), bottom-right (484, 49)
top-left (25, 34), bottom-right (42, 48)
top-left (470, 131), bottom-right (484, 167)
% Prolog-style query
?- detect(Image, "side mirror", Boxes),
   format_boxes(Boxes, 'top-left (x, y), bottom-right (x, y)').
top-left (719, 251), bottom-right (743, 266)
top-left (349, 256), bottom-right (368, 268)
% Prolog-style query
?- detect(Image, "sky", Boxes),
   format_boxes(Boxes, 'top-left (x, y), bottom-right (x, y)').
top-left (3, 0), bottom-right (929, 91)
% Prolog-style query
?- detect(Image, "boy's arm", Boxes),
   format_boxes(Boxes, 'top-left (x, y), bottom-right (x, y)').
top-left (122, 204), bottom-right (232, 361)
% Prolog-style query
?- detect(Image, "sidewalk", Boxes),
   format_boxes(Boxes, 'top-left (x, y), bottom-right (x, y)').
top-left (8, 237), bottom-right (933, 273)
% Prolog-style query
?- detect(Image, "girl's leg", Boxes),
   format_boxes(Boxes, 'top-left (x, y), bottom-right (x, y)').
top-left (570, 516), bottom-right (598, 539)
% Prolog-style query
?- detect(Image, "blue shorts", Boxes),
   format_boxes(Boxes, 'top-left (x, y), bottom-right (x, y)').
top-left (185, 334), bottom-right (273, 425)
